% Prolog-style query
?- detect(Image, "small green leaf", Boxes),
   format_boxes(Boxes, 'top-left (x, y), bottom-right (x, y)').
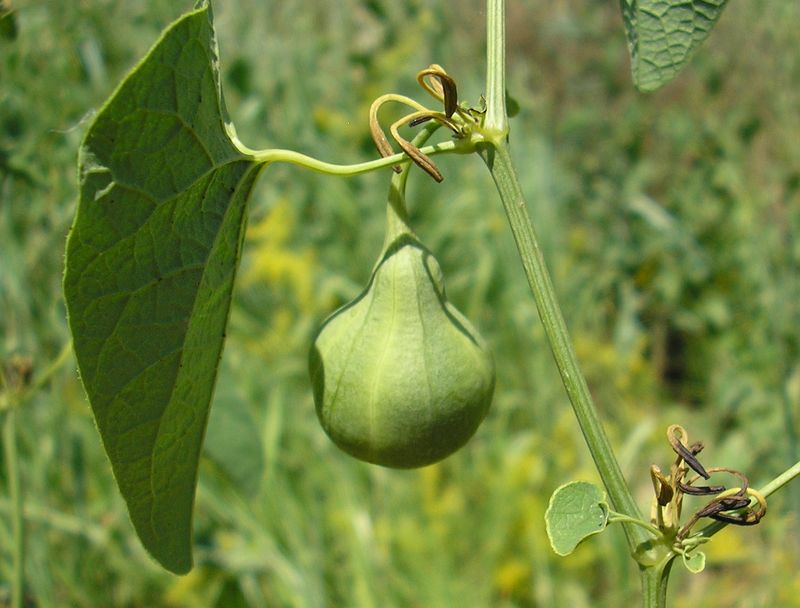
top-left (545, 481), bottom-right (610, 556)
top-left (620, 0), bottom-right (729, 91)
top-left (682, 550), bottom-right (706, 574)
top-left (64, 1), bottom-right (260, 573)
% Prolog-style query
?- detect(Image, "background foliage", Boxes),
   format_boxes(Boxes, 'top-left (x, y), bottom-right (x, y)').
top-left (1, 0), bottom-right (798, 606)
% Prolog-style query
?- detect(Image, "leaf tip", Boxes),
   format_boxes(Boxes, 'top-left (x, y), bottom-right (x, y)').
top-left (634, 77), bottom-right (663, 94)
top-left (147, 539), bottom-right (194, 575)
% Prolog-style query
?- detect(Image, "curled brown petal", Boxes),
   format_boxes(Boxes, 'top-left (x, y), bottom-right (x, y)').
top-left (390, 112), bottom-right (444, 182)
top-left (369, 94), bottom-right (431, 173)
top-left (650, 465), bottom-right (674, 506)
top-left (677, 480), bottom-right (726, 496)
top-left (417, 64), bottom-right (458, 118)
top-left (668, 424), bottom-right (710, 479)
top-left (416, 64), bottom-right (446, 100)
top-left (704, 467), bottom-right (750, 493)
top-left (711, 487), bottom-right (768, 525)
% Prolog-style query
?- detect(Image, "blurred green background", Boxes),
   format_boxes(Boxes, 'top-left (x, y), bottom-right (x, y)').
top-left (1, 1), bottom-right (799, 606)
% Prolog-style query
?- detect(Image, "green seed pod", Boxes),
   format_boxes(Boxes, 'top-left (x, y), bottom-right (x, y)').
top-left (309, 171), bottom-right (495, 469)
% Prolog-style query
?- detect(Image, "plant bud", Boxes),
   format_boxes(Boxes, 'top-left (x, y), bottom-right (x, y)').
top-left (309, 228), bottom-right (495, 469)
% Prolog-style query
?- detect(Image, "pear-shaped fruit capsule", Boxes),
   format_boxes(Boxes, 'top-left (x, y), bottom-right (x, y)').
top-left (309, 171), bottom-right (494, 469)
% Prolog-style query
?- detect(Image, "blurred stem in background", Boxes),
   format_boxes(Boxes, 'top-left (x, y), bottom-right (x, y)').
top-left (0, 343), bottom-right (71, 608)
top-left (3, 408), bottom-right (24, 608)
top-left (781, 367), bottom-right (800, 531)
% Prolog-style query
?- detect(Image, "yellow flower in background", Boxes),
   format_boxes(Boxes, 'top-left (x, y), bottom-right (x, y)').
top-left (494, 559), bottom-right (530, 598)
top-left (243, 198), bottom-right (316, 314)
top-left (236, 199), bottom-right (319, 357)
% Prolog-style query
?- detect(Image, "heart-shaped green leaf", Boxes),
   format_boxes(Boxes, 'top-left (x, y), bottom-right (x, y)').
top-left (620, 0), bottom-right (729, 91)
top-left (64, 0), bottom-right (260, 573)
top-left (545, 481), bottom-right (610, 556)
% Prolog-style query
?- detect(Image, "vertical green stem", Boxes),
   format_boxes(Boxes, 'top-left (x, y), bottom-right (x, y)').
top-left (641, 557), bottom-right (673, 608)
top-left (481, 0), bottom-right (666, 601)
top-left (383, 123), bottom-right (440, 244)
top-left (3, 409), bottom-right (24, 608)
top-left (478, 142), bottom-right (646, 550)
top-left (484, 0), bottom-right (508, 138)
top-left (479, 139), bottom-right (671, 608)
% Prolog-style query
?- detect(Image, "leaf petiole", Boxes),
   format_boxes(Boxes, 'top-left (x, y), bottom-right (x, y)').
top-left (237, 138), bottom-right (469, 177)
top-left (607, 512), bottom-right (662, 538)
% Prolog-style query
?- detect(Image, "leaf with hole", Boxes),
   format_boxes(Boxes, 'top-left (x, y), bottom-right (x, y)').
top-left (63, 0), bottom-right (260, 573)
top-left (545, 481), bottom-right (610, 556)
top-left (619, 0), bottom-right (729, 91)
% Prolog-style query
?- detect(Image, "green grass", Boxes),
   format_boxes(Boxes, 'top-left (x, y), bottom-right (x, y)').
top-left (2, 1), bottom-right (799, 606)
